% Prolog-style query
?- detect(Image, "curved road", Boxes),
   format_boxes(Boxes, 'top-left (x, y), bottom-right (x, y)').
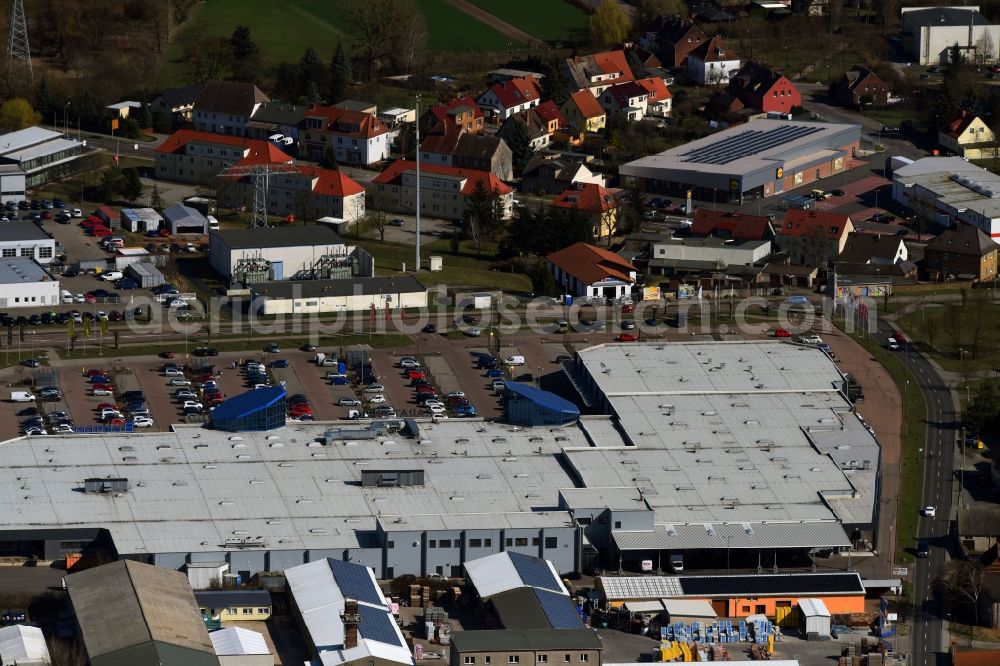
top-left (876, 318), bottom-right (956, 666)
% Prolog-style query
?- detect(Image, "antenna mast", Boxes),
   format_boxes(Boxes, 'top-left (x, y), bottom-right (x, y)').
top-left (7, 0), bottom-right (33, 93)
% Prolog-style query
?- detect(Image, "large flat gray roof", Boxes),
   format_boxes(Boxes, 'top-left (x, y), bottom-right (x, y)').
top-left (212, 224), bottom-right (344, 250)
top-left (0, 258), bottom-right (50, 284)
top-left (0, 221), bottom-right (51, 243)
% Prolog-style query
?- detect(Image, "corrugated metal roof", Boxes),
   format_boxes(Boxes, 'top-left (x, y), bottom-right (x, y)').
top-left (0, 624), bottom-right (50, 663)
top-left (611, 521), bottom-right (850, 551)
top-left (599, 572), bottom-right (862, 601)
top-left (209, 627), bottom-right (269, 656)
top-left (660, 599), bottom-right (717, 617)
top-left (465, 552), bottom-right (567, 598)
top-left (797, 598), bottom-right (830, 617)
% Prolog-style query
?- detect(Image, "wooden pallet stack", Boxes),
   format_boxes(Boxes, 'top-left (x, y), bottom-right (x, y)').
top-left (749, 644), bottom-right (771, 660)
top-left (409, 584), bottom-right (430, 608)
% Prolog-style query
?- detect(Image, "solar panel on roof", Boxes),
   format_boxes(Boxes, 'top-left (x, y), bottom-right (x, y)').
top-left (679, 573), bottom-right (863, 597)
top-left (534, 588), bottom-right (585, 629)
top-left (328, 559), bottom-right (385, 606)
top-left (508, 552), bottom-right (561, 591)
top-left (680, 126), bottom-right (824, 165)
top-left (357, 603), bottom-right (403, 647)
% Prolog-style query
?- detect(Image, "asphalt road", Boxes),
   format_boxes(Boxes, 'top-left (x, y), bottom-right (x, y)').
top-left (875, 318), bottom-right (956, 665)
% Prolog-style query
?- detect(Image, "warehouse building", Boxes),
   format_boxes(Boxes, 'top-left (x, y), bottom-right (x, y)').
top-left (620, 119), bottom-right (860, 203)
top-left (0, 343), bottom-right (876, 580)
top-left (251, 276), bottom-right (428, 316)
top-left (0, 126), bottom-right (89, 188)
top-left (210, 386), bottom-right (286, 432)
top-left (164, 203), bottom-right (209, 235)
top-left (121, 207), bottom-right (164, 233)
top-left (449, 630), bottom-right (602, 666)
top-left (286, 559), bottom-right (414, 666)
top-left (209, 225), bottom-right (371, 283)
top-left (209, 627), bottom-right (272, 666)
top-left (66, 559), bottom-right (220, 666)
top-left (0, 258), bottom-right (59, 308)
top-left (0, 221), bottom-right (57, 265)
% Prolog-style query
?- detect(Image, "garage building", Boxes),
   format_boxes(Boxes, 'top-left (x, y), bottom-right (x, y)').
top-left (252, 276), bottom-right (427, 315)
top-left (121, 207), bottom-right (164, 233)
top-left (620, 119), bottom-right (860, 203)
top-left (164, 204), bottom-right (209, 235)
top-left (0, 221), bottom-right (57, 265)
top-left (209, 225), bottom-right (371, 284)
top-left (0, 258), bottom-right (59, 308)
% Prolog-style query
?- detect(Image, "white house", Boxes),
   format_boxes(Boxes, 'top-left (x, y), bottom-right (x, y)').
top-left (476, 76), bottom-right (542, 121)
top-left (598, 82), bottom-right (649, 121)
top-left (0, 258), bottom-right (60, 309)
top-left (687, 36), bottom-right (741, 86)
top-left (300, 105), bottom-right (392, 165)
top-left (192, 80), bottom-right (269, 136)
top-left (902, 6), bottom-right (1000, 65)
top-left (0, 222), bottom-right (57, 265)
top-left (546, 241), bottom-right (638, 300)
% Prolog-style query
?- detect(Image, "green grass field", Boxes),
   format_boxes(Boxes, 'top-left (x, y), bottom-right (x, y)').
top-left (159, 0), bottom-right (520, 87)
top-left (464, 0), bottom-right (589, 43)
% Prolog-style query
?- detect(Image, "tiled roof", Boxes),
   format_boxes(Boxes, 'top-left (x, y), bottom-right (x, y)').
top-left (953, 650), bottom-right (1000, 666)
top-left (372, 160), bottom-right (512, 195)
top-left (567, 90), bottom-right (605, 119)
top-left (779, 209), bottom-right (851, 240)
top-left (194, 80), bottom-right (268, 117)
top-left (485, 76), bottom-right (541, 109)
top-left (295, 166), bottom-right (365, 197)
top-left (303, 104), bottom-right (390, 139)
top-left (534, 100), bottom-right (567, 128)
top-left (940, 109), bottom-right (979, 138)
top-left (429, 96), bottom-right (483, 125)
top-left (604, 81), bottom-right (649, 110)
top-left (420, 126), bottom-right (464, 155)
top-left (690, 209), bottom-right (772, 240)
top-left (552, 183), bottom-right (617, 213)
top-left (154, 129), bottom-right (292, 166)
top-left (565, 50), bottom-right (635, 89)
top-left (837, 233), bottom-right (904, 263)
top-left (693, 35), bottom-right (738, 63)
top-left (843, 65), bottom-right (881, 93)
top-left (925, 223), bottom-right (996, 256)
top-left (729, 62), bottom-right (785, 96)
top-left (635, 77), bottom-right (672, 102)
top-left (547, 241), bottom-right (637, 285)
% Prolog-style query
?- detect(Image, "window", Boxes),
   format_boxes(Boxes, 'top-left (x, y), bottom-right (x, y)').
top-left (741, 606), bottom-right (751, 613)
top-left (258, 608), bottom-right (269, 614)
top-left (227, 608), bottom-right (237, 614)
top-left (755, 605), bottom-right (766, 614)
top-left (469, 538), bottom-right (482, 548)
top-left (614, 521), bottom-right (621, 529)
top-left (580, 656), bottom-right (588, 662)
top-left (576, 517), bottom-right (591, 526)
top-left (509, 657), bottom-right (519, 664)
top-left (532, 537), bottom-right (540, 546)
top-left (242, 608), bottom-right (253, 615)
top-left (564, 656), bottom-right (571, 663)
top-left (387, 540), bottom-right (395, 549)
top-left (465, 658), bottom-right (476, 665)
top-left (485, 658), bottom-right (491, 665)
top-left (538, 657), bottom-right (548, 663)
top-left (514, 537), bottom-right (528, 547)
top-left (439, 539), bottom-right (452, 548)
top-left (597, 516), bottom-right (607, 525)
top-left (2, 248), bottom-right (15, 257)
top-left (545, 537), bottom-right (557, 549)
top-left (428, 540), bottom-right (437, 548)
top-left (506, 538), bottom-right (513, 547)
top-left (38, 247), bottom-right (52, 258)
top-left (484, 538), bottom-right (492, 547)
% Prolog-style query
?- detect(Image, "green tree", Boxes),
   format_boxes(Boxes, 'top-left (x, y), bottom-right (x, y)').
top-left (965, 379), bottom-right (1000, 435)
top-left (505, 120), bottom-right (534, 177)
top-left (271, 62), bottom-right (300, 102)
top-left (139, 104), bottom-right (153, 129)
top-left (298, 47), bottom-right (325, 102)
top-left (0, 99), bottom-right (41, 133)
top-left (328, 41), bottom-right (352, 103)
top-left (589, 0), bottom-right (632, 47)
top-left (119, 168), bottom-right (144, 204)
top-left (348, 0), bottom-right (421, 80)
top-left (531, 260), bottom-right (558, 297)
top-left (229, 25), bottom-right (260, 83)
top-left (97, 166), bottom-right (123, 203)
top-left (541, 58), bottom-right (570, 106)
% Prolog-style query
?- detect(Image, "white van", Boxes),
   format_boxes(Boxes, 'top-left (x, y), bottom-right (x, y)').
top-left (505, 355), bottom-right (525, 366)
top-left (207, 215), bottom-right (219, 230)
top-left (61, 290), bottom-right (73, 304)
top-left (886, 337), bottom-right (900, 351)
top-left (669, 553), bottom-right (684, 573)
top-left (268, 133), bottom-right (284, 142)
top-left (10, 391), bottom-right (35, 402)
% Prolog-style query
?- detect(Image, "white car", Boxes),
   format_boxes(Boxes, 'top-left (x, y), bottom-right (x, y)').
top-left (132, 416), bottom-right (154, 427)
top-left (491, 379), bottom-right (506, 392)
top-left (163, 367), bottom-right (184, 376)
top-left (71, 208), bottom-right (82, 217)
top-left (99, 408), bottom-right (122, 419)
top-left (74, 293), bottom-right (85, 303)
top-left (337, 397), bottom-right (362, 407)
top-left (252, 383), bottom-right (271, 389)
top-left (423, 400), bottom-right (444, 409)
top-left (182, 401), bottom-right (203, 410)
top-left (174, 390), bottom-right (197, 401)
top-left (90, 387), bottom-right (113, 396)
top-left (168, 378), bottom-right (191, 386)
top-left (24, 426), bottom-right (47, 435)
top-left (399, 358), bottom-right (420, 369)
top-left (55, 423), bottom-right (74, 433)
top-left (369, 394), bottom-right (386, 404)
top-left (922, 506), bottom-right (936, 518)
top-left (364, 384), bottom-right (385, 393)
top-left (99, 270), bottom-right (124, 282)
top-left (427, 404), bottom-right (447, 415)
top-left (446, 391), bottom-right (465, 399)
top-left (800, 334), bottom-right (823, 345)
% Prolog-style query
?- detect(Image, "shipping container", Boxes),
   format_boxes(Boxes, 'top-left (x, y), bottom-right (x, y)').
top-left (126, 262), bottom-right (165, 288)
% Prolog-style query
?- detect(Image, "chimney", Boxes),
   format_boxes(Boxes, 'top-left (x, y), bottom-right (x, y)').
top-left (342, 599), bottom-right (361, 649)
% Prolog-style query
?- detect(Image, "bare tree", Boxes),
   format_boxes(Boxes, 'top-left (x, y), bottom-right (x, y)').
top-left (940, 559), bottom-right (988, 625)
top-left (966, 292), bottom-right (997, 358)
top-left (366, 207), bottom-right (389, 242)
top-left (977, 32), bottom-right (997, 65)
top-left (348, 0), bottom-right (421, 80)
top-left (392, 11), bottom-right (427, 75)
top-left (922, 313), bottom-right (939, 352)
top-left (942, 303), bottom-right (965, 352)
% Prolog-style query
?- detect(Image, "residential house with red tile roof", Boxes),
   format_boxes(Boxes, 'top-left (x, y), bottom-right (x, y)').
top-left (938, 109), bottom-right (998, 159)
top-left (192, 80), bottom-right (269, 136)
top-left (686, 35), bottom-right (740, 86)
top-left (521, 151), bottom-right (606, 195)
top-left (635, 77), bottom-right (673, 117)
top-left (727, 62), bottom-right (801, 114)
top-left (154, 129), bottom-right (292, 185)
top-left (776, 209), bottom-right (854, 268)
top-left (423, 96), bottom-right (485, 135)
top-left (497, 106), bottom-right (559, 153)
top-left (952, 649), bottom-right (1000, 666)
top-left (222, 165), bottom-right (367, 222)
top-left (690, 209), bottom-right (776, 241)
top-left (299, 104), bottom-right (392, 165)
top-left (563, 50), bottom-right (634, 96)
top-left (833, 66), bottom-right (891, 109)
top-left (552, 183), bottom-right (620, 239)
top-left (561, 90), bottom-right (607, 133)
top-left (598, 81), bottom-right (650, 121)
top-left (419, 126), bottom-right (513, 180)
top-left (366, 160), bottom-right (514, 220)
top-left (639, 15), bottom-right (709, 68)
top-left (546, 241), bottom-right (637, 299)
top-left (476, 76), bottom-right (542, 122)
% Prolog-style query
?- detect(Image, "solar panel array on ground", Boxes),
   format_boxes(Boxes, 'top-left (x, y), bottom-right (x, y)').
top-left (509, 552), bottom-right (561, 591)
top-left (533, 588), bottom-right (585, 629)
top-left (680, 125), bottom-right (823, 165)
top-left (678, 573), bottom-right (864, 597)
top-left (329, 559), bottom-right (384, 606)
top-left (357, 603), bottom-right (403, 647)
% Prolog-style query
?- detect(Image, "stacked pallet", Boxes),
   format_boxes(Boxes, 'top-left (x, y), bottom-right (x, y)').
top-left (410, 584), bottom-right (431, 608)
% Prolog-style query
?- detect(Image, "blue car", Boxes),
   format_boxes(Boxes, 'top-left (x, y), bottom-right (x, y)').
top-left (455, 404), bottom-right (478, 417)
top-left (486, 368), bottom-right (504, 378)
top-left (787, 295), bottom-right (810, 305)
top-left (330, 376), bottom-right (349, 385)
top-left (270, 359), bottom-right (289, 368)
top-left (90, 375), bottom-right (111, 384)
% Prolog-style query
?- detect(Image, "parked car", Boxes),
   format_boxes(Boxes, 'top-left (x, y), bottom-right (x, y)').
top-left (616, 333), bottom-right (638, 342)
top-left (337, 397), bottom-right (362, 407)
top-left (169, 377), bottom-right (192, 386)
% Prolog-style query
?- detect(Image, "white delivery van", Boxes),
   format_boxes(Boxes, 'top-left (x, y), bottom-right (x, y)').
top-left (505, 355), bottom-right (525, 366)
top-left (886, 337), bottom-right (900, 351)
top-left (207, 215), bottom-right (219, 230)
top-left (61, 290), bottom-right (73, 304)
top-left (10, 391), bottom-right (35, 402)
top-left (669, 553), bottom-right (684, 573)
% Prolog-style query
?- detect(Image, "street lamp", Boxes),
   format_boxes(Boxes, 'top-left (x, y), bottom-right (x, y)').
top-left (63, 102), bottom-right (71, 137)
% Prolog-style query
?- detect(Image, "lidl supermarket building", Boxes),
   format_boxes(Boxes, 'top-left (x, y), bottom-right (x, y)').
top-left (620, 119), bottom-right (860, 203)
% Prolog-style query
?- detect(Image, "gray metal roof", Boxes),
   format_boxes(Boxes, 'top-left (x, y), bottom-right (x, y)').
top-left (611, 521), bottom-right (850, 551)
top-left (0, 257), bottom-right (50, 284)
top-left (211, 224), bottom-right (344, 250)
top-left (255, 276), bottom-right (426, 299)
top-left (903, 6), bottom-right (991, 27)
top-left (0, 221), bottom-right (50, 243)
top-left (0, 126), bottom-right (62, 154)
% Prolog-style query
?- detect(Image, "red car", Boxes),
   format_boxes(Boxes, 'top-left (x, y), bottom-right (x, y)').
top-left (621, 303), bottom-right (634, 314)
top-left (107, 418), bottom-right (126, 427)
top-left (159, 229), bottom-right (170, 237)
top-left (159, 351), bottom-right (175, 359)
top-left (198, 373), bottom-right (216, 382)
top-left (290, 407), bottom-right (313, 417)
top-left (416, 385), bottom-right (436, 394)
top-left (773, 327), bottom-right (792, 338)
top-left (87, 369), bottom-right (108, 377)
top-left (616, 333), bottom-right (638, 342)
top-left (96, 402), bottom-right (119, 411)
top-left (92, 227), bottom-right (112, 237)
top-left (81, 217), bottom-right (100, 228)
top-left (92, 383), bottom-right (113, 391)
top-left (893, 330), bottom-right (907, 344)
top-left (84, 293), bottom-right (97, 303)
top-left (405, 370), bottom-right (425, 380)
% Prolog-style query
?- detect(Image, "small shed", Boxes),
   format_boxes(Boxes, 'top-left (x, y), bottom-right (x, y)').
top-left (127, 262), bottom-right (165, 288)
top-left (121, 207), bottom-right (163, 233)
top-left (662, 599), bottom-right (718, 623)
top-left (798, 597), bottom-right (831, 640)
top-left (94, 206), bottom-right (120, 229)
top-left (186, 561), bottom-right (229, 589)
top-left (0, 624), bottom-right (52, 665)
top-left (209, 626), bottom-right (272, 666)
top-left (114, 247), bottom-right (152, 270)
top-left (164, 203), bottom-right (208, 235)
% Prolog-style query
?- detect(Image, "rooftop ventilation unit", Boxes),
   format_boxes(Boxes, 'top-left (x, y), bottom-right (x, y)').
top-left (83, 477), bottom-right (129, 493)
